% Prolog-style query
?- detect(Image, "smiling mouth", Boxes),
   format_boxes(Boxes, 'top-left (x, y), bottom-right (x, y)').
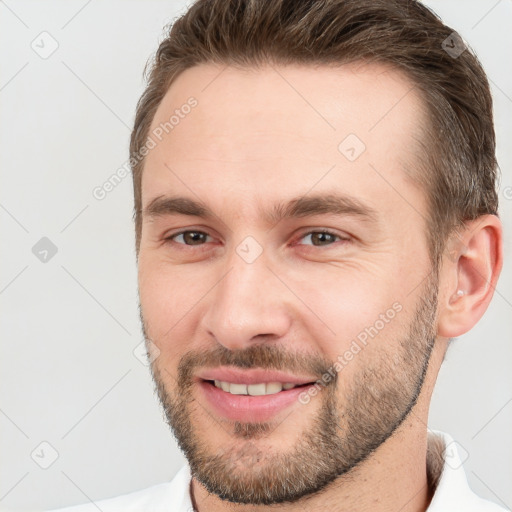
top-left (203, 379), bottom-right (314, 396)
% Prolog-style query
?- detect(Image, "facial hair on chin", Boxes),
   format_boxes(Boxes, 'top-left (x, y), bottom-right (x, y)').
top-left (143, 272), bottom-right (438, 505)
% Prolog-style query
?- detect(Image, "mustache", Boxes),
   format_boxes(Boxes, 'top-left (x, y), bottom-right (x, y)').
top-left (176, 343), bottom-right (336, 387)
top-left (140, 305), bottom-right (336, 388)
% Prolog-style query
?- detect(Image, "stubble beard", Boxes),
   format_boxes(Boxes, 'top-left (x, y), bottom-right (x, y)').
top-left (143, 273), bottom-right (438, 505)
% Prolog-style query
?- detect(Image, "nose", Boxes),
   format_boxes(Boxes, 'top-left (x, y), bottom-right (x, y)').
top-left (201, 250), bottom-right (292, 351)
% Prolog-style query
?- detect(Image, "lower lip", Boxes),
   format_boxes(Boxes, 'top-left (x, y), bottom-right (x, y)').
top-left (198, 380), bottom-right (315, 422)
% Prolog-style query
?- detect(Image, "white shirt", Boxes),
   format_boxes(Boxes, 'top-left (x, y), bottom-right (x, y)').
top-left (49, 431), bottom-right (507, 512)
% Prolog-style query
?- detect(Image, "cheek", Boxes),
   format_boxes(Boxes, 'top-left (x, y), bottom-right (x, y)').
top-left (138, 250), bottom-right (412, 372)
top-left (286, 266), bottom-right (404, 358)
top-left (138, 259), bottom-right (207, 359)
top-left (303, 277), bottom-right (408, 393)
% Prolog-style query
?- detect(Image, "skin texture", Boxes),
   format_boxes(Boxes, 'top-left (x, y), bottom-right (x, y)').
top-left (137, 63), bottom-right (503, 512)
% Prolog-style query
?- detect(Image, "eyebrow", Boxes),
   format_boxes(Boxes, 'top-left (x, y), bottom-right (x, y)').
top-left (143, 193), bottom-right (378, 225)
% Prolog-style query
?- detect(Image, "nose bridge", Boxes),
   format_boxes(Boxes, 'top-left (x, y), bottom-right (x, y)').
top-left (202, 246), bottom-right (291, 349)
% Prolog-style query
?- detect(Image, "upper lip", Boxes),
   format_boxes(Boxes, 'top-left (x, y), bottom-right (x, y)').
top-left (196, 366), bottom-right (318, 386)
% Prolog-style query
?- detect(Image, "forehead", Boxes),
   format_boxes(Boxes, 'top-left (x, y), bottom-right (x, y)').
top-left (142, 62), bottom-right (426, 221)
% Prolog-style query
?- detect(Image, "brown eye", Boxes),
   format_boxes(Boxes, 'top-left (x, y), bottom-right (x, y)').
top-left (169, 231), bottom-right (211, 246)
top-left (299, 231), bottom-right (344, 247)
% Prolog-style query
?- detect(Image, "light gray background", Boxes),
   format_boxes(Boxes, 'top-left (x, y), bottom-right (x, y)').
top-left (1, 1), bottom-right (511, 510)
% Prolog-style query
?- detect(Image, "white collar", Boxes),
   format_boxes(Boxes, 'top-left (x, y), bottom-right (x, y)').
top-left (426, 430), bottom-right (505, 511)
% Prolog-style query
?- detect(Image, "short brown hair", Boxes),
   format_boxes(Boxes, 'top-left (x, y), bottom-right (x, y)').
top-left (130, 0), bottom-right (498, 264)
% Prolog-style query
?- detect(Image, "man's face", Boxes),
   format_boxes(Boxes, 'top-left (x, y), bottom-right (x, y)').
top-left (138, 63), bottom-right (439, 504)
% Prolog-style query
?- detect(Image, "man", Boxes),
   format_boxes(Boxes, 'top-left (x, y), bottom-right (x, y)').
top-left (52, 0), bottom-right (505, 510)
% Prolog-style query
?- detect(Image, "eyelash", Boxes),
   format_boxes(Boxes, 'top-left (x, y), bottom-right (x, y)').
top-left (164, 229), bottom-right (349, 249)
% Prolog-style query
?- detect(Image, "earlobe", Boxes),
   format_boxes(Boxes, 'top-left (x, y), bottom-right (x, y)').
top-left (437, 215), bottom-right (503, 338)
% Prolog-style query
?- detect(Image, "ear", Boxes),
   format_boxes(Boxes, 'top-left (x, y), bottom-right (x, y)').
top-left (437, 215), bottom-right (503, 338)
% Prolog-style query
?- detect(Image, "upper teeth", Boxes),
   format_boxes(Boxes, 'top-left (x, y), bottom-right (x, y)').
top-left (213, 380), bottom-right (297, 396)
